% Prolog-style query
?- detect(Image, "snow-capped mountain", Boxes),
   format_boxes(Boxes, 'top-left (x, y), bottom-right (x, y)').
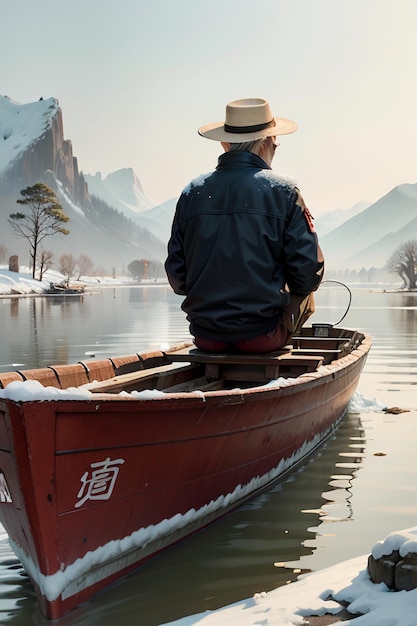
top-left (0, 95), bottom-right (89, 206)
top-left (84, 169), bottom-right (155, 218)
top-left (0, 96), bottom-right (58, 173)
top-left (0, 95), bottom-right (168, 272)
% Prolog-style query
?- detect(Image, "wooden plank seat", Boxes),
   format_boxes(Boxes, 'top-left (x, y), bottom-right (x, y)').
top-left (163, 346), bottom-right (292, 365)
top-left (87, 363), bottom-right (202, 394)
top-left (292, 336), bottom-right (351, 349)
top-left (291, 348), bottom-right (342, 364)
top-left (164, 346), bottom-right (323, 383)
top-left (291, 332), bottom-right (363, 363)
top-left (293, 335), bottom-right (350, 341)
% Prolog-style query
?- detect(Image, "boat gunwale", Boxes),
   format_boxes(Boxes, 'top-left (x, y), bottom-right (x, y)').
top-left (0, 332), bottom-right (372, 408)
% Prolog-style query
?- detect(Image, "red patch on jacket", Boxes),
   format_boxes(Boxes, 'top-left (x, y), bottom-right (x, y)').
top-left (303, 205), bottom-right (315, 232)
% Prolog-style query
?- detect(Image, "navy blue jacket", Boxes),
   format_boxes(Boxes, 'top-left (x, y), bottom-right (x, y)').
top-left (165, 151), bottom-right (323, 341)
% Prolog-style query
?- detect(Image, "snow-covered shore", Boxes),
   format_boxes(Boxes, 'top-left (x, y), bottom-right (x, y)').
top-left (0, 267), bottom-right (148, 296)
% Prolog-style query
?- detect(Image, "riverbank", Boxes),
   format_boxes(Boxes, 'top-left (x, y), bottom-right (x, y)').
top-left (0, 267), bottom-right (168, 297)
top-left (369, 288), bottom-right (416, 293)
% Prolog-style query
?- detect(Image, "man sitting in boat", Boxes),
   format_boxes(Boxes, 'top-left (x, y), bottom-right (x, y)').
top-left (165, 98), bottom-right (324, 353)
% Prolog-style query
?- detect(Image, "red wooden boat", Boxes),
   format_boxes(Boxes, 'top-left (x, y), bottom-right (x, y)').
top-left (0, 324), bottom-right (371, 619)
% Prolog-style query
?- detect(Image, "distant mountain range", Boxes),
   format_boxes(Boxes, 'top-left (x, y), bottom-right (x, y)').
top-left (314, 201), bottom-right (371, 237)
top-left (0, 95), bottom-right (415, 274)
top-left (319, 184), bottom-right (417, 270)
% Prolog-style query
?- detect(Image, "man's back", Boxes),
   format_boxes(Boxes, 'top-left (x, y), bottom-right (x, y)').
top-left (165, 97), bottom-right (324, 352)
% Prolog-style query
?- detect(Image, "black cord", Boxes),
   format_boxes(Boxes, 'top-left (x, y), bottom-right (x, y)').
top-left (320, 280), bottom-right (352, 326)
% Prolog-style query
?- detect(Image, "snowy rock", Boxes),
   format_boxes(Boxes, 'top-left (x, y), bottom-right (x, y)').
top-left (367, 551), bottom-right (400, 589)
top-left (368, 528), bottom-right (417, 591)
top-left (395, 552), bottom-right (417, 592)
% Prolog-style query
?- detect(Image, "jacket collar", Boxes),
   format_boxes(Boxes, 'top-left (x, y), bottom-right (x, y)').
top-left (216, 150), bottom-right (270, 171)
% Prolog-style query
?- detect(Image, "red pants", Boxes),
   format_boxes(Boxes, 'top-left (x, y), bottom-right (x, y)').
top-left (193, 293), bottom-right (315, 354)
top-left (194, 323), bottom-right (290, 354)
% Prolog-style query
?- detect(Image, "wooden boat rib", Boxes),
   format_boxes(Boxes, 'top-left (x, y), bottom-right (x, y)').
top-left (0, 324), bottom-right (371, 619)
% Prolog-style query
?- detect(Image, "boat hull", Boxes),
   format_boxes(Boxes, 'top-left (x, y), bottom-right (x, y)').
top-left (0, 331), bottom-right (371, 618)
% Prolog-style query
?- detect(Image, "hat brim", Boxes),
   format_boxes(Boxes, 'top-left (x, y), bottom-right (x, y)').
top-left (198, 116), bottom-right (297, 142)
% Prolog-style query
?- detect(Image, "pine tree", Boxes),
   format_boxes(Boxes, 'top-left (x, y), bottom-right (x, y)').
top-left (9, 183), bottom-right (70, 279)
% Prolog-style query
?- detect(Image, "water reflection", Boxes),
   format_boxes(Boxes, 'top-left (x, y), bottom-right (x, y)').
top-left (392, 295), bottom-right (417, 336)
top-left (3, 285), bottom-right (415, 374)
top-left (10, 299), bottom-right (19, 318)
top-left (0, 287), bottom-right (190, 372)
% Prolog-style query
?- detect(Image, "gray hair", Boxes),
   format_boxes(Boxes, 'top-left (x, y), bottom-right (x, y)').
top-left (228, 137), bottom-right (267, 153)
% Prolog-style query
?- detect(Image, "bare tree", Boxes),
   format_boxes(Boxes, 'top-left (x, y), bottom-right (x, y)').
top-left (59, 253), bottom-right (77, 284)
top-left (76, 254), bottom-right (95, 279)
top-left (386, 240), bottom-right (417, 289)
top-left (9, 183), bottom-right (69, 279)
top-left (38, 249), bottom-right (54, 281)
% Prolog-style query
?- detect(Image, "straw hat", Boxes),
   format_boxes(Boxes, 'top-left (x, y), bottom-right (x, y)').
top-left (198, 98), bottom-right (297, 142)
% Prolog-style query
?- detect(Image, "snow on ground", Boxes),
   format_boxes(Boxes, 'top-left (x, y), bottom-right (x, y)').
top-left (0, 267), bottom-right (136, 295)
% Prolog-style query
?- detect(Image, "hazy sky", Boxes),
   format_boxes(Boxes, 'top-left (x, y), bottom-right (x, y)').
top-left (2, 0), bottom-right (416, 214)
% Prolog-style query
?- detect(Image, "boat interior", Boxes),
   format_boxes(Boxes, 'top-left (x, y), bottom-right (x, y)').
top-left (0, 326), bottom-right (365, 395)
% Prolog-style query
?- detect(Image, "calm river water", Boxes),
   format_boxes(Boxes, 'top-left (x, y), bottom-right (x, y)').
top-left (0, 283), bottom-right (416, 625)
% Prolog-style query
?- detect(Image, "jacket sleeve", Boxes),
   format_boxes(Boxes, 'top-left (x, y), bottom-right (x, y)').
top-left (165, 206), bottom-right (187, 295)
top-left (282, 189), bottom-right (324, 295)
